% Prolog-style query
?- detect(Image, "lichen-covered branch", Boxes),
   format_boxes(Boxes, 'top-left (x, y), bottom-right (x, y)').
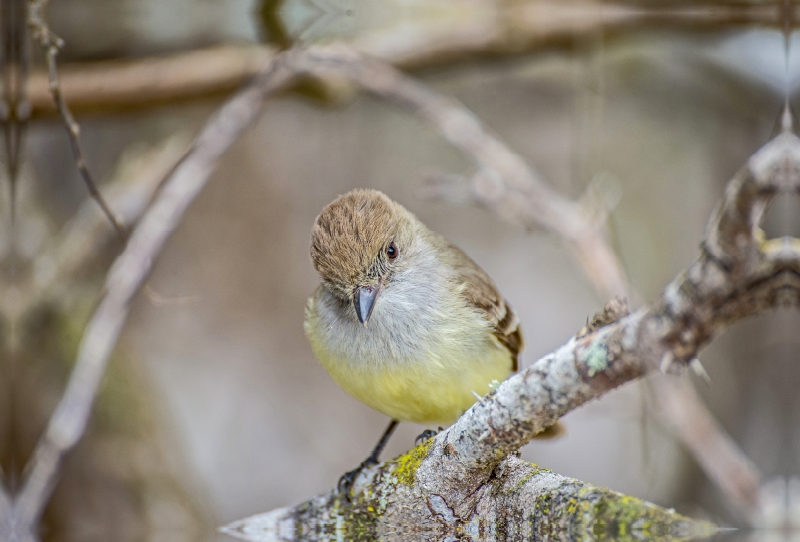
top-left (225, 452), bottom-right (712, 542)
top-left (222, 110), bottom-right (800, 540)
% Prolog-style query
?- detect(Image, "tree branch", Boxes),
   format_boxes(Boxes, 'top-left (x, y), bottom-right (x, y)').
top-left (0, 135), bottom-right (190, 318)
top-left (14, 41), bottom-right (794, 537)
top-left (223, 120), bottom-right (800, 541)
top-left (22, 2), bottom-right (784, 118)
top-left (284, 45), bottom-right (762, 517)
top-left (26, 45), bottom-right (277, 117)
top-left (13, 47), bottom-right (295, 530)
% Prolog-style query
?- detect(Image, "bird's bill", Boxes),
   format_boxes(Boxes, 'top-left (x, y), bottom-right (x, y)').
top-left (354, 284), bottom-right (381, 325)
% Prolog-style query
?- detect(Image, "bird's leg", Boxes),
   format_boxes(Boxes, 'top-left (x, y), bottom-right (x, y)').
top-left (338, 419), bottom-right (399, 498)
top-left (414, 426), bottom-right (443, 445)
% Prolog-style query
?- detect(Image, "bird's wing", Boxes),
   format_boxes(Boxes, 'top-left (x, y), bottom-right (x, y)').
top-left (444, 242), bottom-right (523, 372)
top-left (440, 239), bottom-right (569, 439)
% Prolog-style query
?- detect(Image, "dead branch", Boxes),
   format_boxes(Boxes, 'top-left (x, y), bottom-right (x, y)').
top-left (223, 122), bottom-right (800, 541)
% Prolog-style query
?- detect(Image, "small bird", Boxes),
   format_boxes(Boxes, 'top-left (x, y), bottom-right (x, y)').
top-left (304, 189), bottom-right (524, 490)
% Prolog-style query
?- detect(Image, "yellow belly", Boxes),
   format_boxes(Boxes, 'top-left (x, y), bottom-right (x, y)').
top-left (318, 345), bottom-right (514, 425)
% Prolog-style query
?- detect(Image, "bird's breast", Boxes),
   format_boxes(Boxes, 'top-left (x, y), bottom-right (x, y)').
top-left (304, 280), bottom-right (514, 424)
top-left (307, 275), bottom-right (487, 369)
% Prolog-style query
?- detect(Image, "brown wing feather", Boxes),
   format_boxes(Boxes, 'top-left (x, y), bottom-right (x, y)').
top-left (440, 240), bottom-right (524, 372)
top-left (493, 302), bottom-right (523, 372)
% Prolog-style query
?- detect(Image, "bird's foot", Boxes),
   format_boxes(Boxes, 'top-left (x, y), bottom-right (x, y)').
top-left (337, 458), bottom-right (377, 501)
top-left (414, 427), bottom-right (443, 445)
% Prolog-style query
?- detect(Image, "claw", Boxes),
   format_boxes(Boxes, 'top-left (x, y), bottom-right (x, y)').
top-left (337, 458), bottom-right (377, 501)
top-left (414, 428), bottom-right (440, 445)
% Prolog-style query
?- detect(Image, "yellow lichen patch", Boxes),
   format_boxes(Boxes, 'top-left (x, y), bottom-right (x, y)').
top-left (392, 440), bottom-right (432, 486)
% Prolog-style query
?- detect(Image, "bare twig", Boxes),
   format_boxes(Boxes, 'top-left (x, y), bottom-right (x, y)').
top-left (27, 0), bottom-right (125, 236)
top-left (224, 116), bottom-right (800, 542)
top-left (13, 49), bottom-right (295, 528)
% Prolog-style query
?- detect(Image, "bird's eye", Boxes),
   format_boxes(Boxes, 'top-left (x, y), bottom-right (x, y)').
top-left (386, 241), bottom-right (398, 259)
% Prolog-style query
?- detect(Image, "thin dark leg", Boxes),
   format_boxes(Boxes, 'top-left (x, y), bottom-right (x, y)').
top-left (338, 419), bottom-right (399, 498)
top-left (365, 419), bottom-right (399, 464)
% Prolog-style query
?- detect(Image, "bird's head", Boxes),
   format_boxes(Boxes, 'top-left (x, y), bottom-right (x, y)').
top-left (310, 189), bottom-right (416, 325)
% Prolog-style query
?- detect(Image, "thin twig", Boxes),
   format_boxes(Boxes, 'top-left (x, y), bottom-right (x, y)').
top-left (13, 50), bottom-right (295, 528)
top-left (27, 0), bottom-right (125, 237)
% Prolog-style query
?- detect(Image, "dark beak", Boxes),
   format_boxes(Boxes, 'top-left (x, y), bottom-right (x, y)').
top-left (354, 284), bottom-right (381, 325)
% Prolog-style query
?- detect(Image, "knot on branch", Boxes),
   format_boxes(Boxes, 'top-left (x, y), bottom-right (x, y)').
top-left (577, 296), bottom-right (630, 338)
top-left (657, 122), bottom-right (800, 363)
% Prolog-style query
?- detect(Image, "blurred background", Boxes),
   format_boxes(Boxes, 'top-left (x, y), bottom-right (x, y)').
top-left (2, 0), bottom-right (800, 540)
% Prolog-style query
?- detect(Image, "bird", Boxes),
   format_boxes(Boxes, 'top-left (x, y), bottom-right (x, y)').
top-left (304, 189), bottom-right (525, 493)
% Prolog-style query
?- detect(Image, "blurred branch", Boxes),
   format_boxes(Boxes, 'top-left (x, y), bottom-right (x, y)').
top-left (26, 45), bottom-right (278, 117)
top-left (24, 1), bottom-right (786, 117)
top-left (1, 136), bottom-right (190, 317)
top-left (347, 0), bottom-right (782, 69)
top-left (13, 48), bottom-right (295, 529)
top-left (225, 121), bottom-right (800, 540)
top-left (27, 0), bottom-right (125, 235)
top-left (652, 377), bottom-right (761, 516)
